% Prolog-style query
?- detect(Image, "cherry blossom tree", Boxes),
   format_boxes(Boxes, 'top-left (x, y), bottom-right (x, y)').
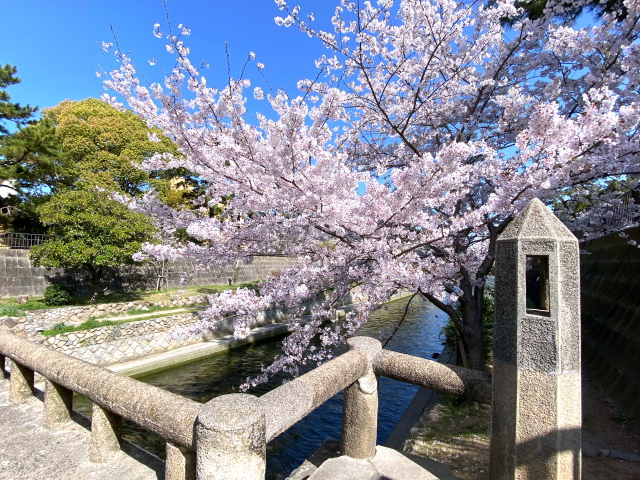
top-left (102, 0), bottom-right (640, 378)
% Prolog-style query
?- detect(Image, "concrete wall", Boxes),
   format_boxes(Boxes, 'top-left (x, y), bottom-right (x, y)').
top-left (0, 250), bottom-right (47, 297)
top-left (581, 225), bottom-right (640, 420)
top-left (0, 250), bottom-right (298, 298)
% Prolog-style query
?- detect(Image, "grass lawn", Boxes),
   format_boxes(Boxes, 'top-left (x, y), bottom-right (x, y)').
top-left (0, 281), bottom-right (259, 317)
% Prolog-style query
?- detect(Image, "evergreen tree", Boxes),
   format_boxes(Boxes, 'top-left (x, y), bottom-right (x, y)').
top-left (0, 65), bottom-right (40, 228)
top-left (0, 64), bottom-right (36, 136)
top-left (0, 116), bottom-right (72, 231)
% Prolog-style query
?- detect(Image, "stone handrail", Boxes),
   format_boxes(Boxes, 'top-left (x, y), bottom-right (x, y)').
top-left (0, 330), bottom-right (200, 449)
top-left (373, 349), bottom-right (492, 405)
top-left (0, 328), bottom-right (488, 479)
top-left (258, 338), bottom-right (493, 444)
top-left (259, 349), bottom-right (369, 442)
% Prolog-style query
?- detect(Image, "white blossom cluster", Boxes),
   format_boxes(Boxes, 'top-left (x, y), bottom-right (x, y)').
top-left (104, 0), bottom-right (640, 382)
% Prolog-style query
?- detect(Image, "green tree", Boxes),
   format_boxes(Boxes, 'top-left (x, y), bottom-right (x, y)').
top-left (44, 98), bottom-right (182, 197)
top-left (0, 64), bottom-right (39, 227)
top-left (0, 97), bottom-right (197, 232)
top-left (30, 189), bottom-right (155, 301)
top-left (0, 117), bottom-right (69, 231)
top-left (1, 117), bottom-right (71, 194)
top-left (0, 64), bottom-right (36, 136)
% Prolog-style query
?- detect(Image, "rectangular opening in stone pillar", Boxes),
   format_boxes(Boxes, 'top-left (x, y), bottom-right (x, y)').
top-left (526, 255), bottom-right (549, 313)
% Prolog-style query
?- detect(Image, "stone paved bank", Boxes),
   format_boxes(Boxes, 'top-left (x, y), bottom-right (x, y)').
top-left (37, 307), bottom-right (288, 367)
top-left (37, 312), bottom-right (205, 366)
top-left (16, 294), bottom-right (206, 336)
top-left (1, 294), bottom-right (337, 367)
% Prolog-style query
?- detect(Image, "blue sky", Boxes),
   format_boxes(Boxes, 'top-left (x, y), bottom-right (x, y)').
top-left (1, 0), bottom-right (335, 117)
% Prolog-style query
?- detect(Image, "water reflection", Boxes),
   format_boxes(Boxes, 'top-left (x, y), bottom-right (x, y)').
top-left (73, 295), bottom-right (446, 479)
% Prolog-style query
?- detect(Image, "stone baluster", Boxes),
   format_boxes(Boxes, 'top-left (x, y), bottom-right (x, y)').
top-left (43, 379), bottom-right (73, 429)
top-left (8, 360), bottom-right (34, 403)
top-left (195, 393), bottom-right (266, 480)
top-left (90, 403), bottom-right (123, 462)
top-left (166, 442), bottom-right (196, 480)
top-left (490, 198), bottom-right (581, 479)
top-left (341, 336), bottom-right (382, 459)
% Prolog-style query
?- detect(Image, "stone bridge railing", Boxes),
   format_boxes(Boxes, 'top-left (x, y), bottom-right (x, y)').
top-left (0, 198), bottom-right (582, 480)
top-left (0, 330), bottom-right (490, 480)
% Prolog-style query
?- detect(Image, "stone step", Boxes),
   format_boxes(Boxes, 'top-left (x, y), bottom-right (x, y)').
top-left (308, 447), bottom-right (458, 480)
top-left (288, 442), bottom-right (459, 480)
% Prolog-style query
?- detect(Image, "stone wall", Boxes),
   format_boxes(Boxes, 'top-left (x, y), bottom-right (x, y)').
top-left (5, 292), bottom-right (345, 367)
top-left (10, 294), bottom-right (206, 337)
top-left (37, 312), bottom-right (203, 366)
top-left (581, 225), bottom-right (640, 420)
top-left (31, 309), bottom-right (284, 367)
top-left (0, 250), bottom-right (298, 298)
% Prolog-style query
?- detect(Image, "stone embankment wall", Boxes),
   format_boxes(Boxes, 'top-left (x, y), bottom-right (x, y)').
top-left (32, 308), bottom-right (290, 367)
top-left (581, 225), bottom-right (640, 420)
top-left (3, 293), bottom-right (344, 367)
top-left (0, 250), bottom-right (298, 298)
top-left (37, 312), bottom-right (203, 366)
top-left (13, 295), bottom-right (206, 337)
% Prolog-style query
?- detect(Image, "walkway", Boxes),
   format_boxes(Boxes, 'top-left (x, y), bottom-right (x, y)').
top-left (0, 377), bottom-right (163, 480)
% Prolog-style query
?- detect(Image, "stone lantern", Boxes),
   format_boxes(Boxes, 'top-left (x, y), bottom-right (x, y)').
top-left (490, 198), bottom-right (581, 479)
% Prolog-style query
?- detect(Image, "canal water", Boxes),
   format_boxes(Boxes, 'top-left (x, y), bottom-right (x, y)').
top-left (74, 295), bottom-right (448, 479)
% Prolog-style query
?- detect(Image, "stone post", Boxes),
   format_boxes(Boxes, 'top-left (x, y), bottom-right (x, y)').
top-left (166, 442), bottom-right (195, 480)
top-left (342, 336), bottom-right (382, 459)
top-left (0, 354), bottom-right (6, 378)
top-left (90, 403), bottom-right (123, 462)
top-left (43, 379), bottom-right (73, 429)
top-left (195, 393), bottom-right (266, 480)
top-left (8, 360), bottom-right (34, 403)
top-left (490, 198), bottom-right (581, 480)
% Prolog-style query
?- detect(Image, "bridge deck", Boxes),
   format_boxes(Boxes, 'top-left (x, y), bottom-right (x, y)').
top-left (0, 377), bottom-right (164, 480)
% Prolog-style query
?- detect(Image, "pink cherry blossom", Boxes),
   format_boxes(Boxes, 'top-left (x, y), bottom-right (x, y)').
top-left (104, 0), bottom-right (640, 382)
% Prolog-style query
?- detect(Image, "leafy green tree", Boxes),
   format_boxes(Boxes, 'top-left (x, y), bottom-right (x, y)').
top-left (30, 189), bottom-right (155, 301)
top-left (0, 97), bottom-right (198, 232)
top-left (0, 64), bottom-right (36, 136)
top-left (44, 98), bottom-right (181, 197)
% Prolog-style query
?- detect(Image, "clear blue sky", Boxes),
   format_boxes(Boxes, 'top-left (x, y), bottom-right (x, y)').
top-left (1, 0), bottom-right (335, 117)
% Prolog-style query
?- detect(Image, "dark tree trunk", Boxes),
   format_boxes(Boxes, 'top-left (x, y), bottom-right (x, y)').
top-left (458, 287), bottom-right (486, 371)
top-left (86, 264), bottom-right (103, 303)
top-left (421, 288), bottom-right (483, 370)
top-left (421, 216), bottom-right (511, 372)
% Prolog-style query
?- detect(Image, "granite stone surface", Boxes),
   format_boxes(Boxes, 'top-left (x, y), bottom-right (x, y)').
top-left (491, 198), bottom-right (581, 480)
top-left (0, 379), bottom-right (163, 480)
